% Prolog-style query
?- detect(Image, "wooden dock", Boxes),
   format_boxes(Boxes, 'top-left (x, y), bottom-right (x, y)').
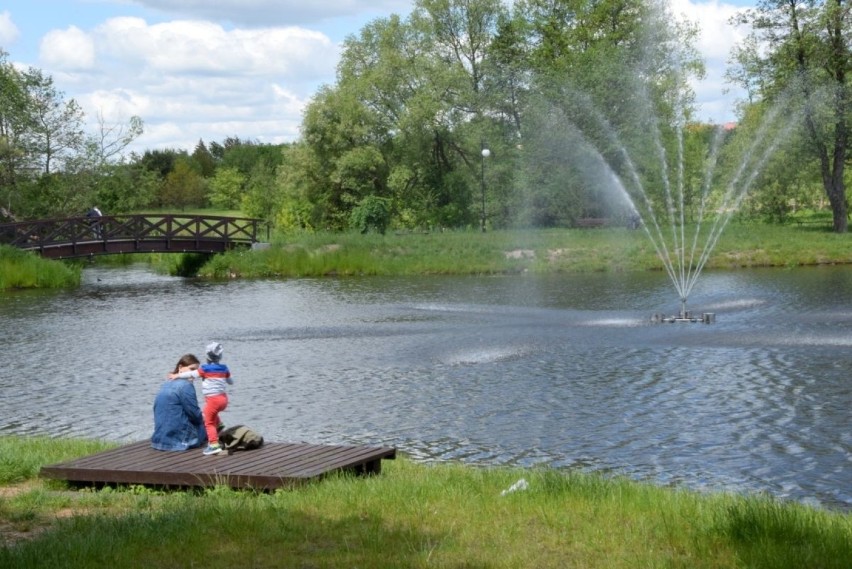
top-left (40, 440), bottom-right (397, 491)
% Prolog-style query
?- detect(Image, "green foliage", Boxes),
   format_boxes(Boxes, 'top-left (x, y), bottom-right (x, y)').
top-left (284, 0), bottom-right (704, 233)
top-left (218, 139), bottom-right (285, 175)
top-left (730, 0), bottom-right (852, 231)
top-left (0, 53), bottom-right (145, 219)
top-left (240, 159), bottom-right (281, 222)
top-left (158, 157), bottom-right (206, 209)
top-left (0, 245), bottom-right (81, 289)
top-left (187, 222), bottom-right (852, 280)
top-left (151, 252), bottom-right (212, 277)
top-left (207, 167), bottom-right (245, 210)
top-left (191, 139), bottom-right (216, 177)
top-left (350, 195), bottom-right (391, 234)
top-left (137, 148), bottom-right (184, 179)
top-left (98, 166), bottom-right (159, 214)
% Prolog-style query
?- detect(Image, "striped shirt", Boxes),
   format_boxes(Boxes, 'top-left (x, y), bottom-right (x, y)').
top-left (176, 362), bottom-right (233, 397)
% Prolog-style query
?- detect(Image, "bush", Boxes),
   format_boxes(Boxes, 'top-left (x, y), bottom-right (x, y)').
top-left (350, 196), bottom-right (391, 234)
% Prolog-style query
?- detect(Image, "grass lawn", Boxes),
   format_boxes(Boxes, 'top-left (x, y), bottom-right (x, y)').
top-left (1, 436), bottom-right (850, 568)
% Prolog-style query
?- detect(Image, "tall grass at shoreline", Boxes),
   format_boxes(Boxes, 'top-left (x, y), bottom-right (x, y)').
top-left (0, 246), bottom-right (80, 290)
top-left (1, 436), bottom-right (849, 568)
top-left (196, 223), bottom-right (852, 279)
top-left (3, 222), bottom-right (852, 287)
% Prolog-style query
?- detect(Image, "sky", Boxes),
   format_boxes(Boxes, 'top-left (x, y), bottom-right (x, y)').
top-left (0, 0), bottom-right (756, 155)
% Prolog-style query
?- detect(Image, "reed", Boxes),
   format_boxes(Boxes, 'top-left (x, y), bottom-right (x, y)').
top-left (1, 436), bottom-right (849, 568)
top-left (0, 246), bottom-right (81, 290)
top-left (4, 222), bottom-right (852, 286)
top-left (189, 222), bottom-right (852, 279)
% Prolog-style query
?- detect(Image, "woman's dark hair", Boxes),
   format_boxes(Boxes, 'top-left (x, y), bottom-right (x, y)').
top-left (173, 353), bottom-right (200, 374)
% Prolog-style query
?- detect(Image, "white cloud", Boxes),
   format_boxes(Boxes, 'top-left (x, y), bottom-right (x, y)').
top-left (130, 0), bottom-right (414, 26)
top-left (39, 16), bottom-right (338, 150)
top-left (670, 0), bottom-right (752, 123)
top-left (91, 17), bottom-right (337, 78)
top-left (19, 0), bottom-right (752, 152)
top-left (671, 0), bottom-right (749, 62)
top-left (40, 26), bottom-right (96, 70)
top-left (0, 10), bottom-right (20, 45)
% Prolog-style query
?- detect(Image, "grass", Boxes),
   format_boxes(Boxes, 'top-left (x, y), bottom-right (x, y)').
top-left (1, 436), bottom-right (849, 568)
top-left (193, 222), bottom-right (852, 279)
top-left (5, 220), bottom-right (852, 285)
top-left (0, 245), bottom-right (81, 290)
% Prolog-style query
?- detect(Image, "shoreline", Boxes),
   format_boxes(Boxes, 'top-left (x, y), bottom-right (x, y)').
top-left (4, 224), bottom-right (852, 288)
top-left (1, 435), bottom-right (850, 568)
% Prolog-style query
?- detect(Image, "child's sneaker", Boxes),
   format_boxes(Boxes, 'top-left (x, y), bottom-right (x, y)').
top-left (202, 443), bottom-right (222, 455)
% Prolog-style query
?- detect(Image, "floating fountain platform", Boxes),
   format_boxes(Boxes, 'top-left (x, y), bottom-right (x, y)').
top-left (652, 311), bottom-right (715, 324)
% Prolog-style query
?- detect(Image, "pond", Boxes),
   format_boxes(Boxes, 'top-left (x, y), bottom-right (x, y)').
top-left (1, 263), bottom-right (849, 511)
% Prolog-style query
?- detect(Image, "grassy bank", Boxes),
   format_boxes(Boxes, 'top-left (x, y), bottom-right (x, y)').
top-left (0, 245), bottom-right (81, 290)
top-left (195, 223), bottom-right (852, 279)
top-left (1, 436), bottom-right (849, 568)
top-left (4, 222), bottom-right (852, 287)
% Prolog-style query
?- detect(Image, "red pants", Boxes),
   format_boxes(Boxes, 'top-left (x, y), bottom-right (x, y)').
top-left (203, 393), bottom-right (228, 444)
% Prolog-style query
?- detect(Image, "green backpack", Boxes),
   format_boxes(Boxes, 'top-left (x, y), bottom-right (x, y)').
top-left (218, 425), bottom-right (264, 451)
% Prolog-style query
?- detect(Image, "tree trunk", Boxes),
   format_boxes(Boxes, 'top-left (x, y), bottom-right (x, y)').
top-left (826, 0), bottom-right (849, 233)
top-left (826, 179), bottom-right (847, 233)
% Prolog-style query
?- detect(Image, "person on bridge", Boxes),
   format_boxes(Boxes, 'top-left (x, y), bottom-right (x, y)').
top-left (169, 342), bottom-right (233, 456)
top-left (151, 354), bottom-right (207, 452)
top-left (85, 206), bottom-right (103, 238)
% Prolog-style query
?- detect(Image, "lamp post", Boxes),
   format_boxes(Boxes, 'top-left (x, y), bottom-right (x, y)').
top-left (480, 143), bottom-right (490, 232)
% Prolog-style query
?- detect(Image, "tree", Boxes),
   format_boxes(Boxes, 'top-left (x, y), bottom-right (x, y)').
top-left (731, 0), bottom-right (851, 232)
top-left (510, 0), bottom-right (704, 226)
top-left (350, 195), bottom-right (391, 233)
top-left (191, 139), bottom-right (216, 177)
top-left (276, 142), bottom-right (321, 231)
top-left (241, 158), bottom-right (281, 222)
top-left (306, 1), bottom-right (509, 230)
top-left (0, 51), bottom-right (144, 218)
top-left (208, 166), bottom-right (246, 210)
top-left (20, 68), bottom-right (85, 175)
top-left (286, 0), bottom-right (702, 231)
top-left (159, 157), bottom-right (205, 209)
top-left (298, 84), bottom-right (388, 229)
top-left (84, 112), bottom-right (144, 168)
top-left (0, 51), bottom-right (29, 211)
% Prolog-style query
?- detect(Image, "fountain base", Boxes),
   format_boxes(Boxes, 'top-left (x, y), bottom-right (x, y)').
top-left (651, 312), bottom-right (715, 324)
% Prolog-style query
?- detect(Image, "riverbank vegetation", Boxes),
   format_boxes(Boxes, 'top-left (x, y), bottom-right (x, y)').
top-left (187, 222), bottom-right (852, 279)
top-left (3, 221), bottom-right (850, 289)
top-left (0, 246), bottom-right (80, 289)
top-left (2, 2), bottom-right (850, 241)
top-left (0, 436), bottom-right (849, 568)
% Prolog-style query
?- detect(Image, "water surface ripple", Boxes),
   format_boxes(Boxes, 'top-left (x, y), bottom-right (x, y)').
top-left (1, 265), bottom-right (849, 511)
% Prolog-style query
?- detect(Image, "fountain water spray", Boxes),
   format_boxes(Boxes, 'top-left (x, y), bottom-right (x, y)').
top-left (535, 82), bottom-right (797, 323)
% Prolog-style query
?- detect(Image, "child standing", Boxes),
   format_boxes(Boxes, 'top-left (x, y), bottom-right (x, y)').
top-left (169, 342), bottom-right (233, 455)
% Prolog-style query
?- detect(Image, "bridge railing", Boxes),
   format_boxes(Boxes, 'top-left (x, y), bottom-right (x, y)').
top-left (0, 214), bottom-right (266, 257)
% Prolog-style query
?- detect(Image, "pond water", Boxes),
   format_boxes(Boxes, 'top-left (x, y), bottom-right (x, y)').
top-left (1, 263), bottom-right (850, 511)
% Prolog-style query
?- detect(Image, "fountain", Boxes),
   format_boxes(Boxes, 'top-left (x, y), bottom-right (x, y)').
top-left (524, 78), bottom-right (796, 324)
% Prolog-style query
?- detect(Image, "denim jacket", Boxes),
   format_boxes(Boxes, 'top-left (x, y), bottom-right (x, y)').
top-left (151, 378), bottom-right (206, 451)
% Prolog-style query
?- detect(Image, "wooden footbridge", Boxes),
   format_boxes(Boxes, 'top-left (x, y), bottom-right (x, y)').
top-left (0, 214), bottom-right (267, 259)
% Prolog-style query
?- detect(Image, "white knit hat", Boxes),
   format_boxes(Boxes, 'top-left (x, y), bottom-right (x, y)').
top-left (206, 342), bottom-right (224, 362)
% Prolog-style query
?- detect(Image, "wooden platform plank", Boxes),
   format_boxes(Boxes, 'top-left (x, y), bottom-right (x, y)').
top-left (40, 440), bottom-right (396, 490)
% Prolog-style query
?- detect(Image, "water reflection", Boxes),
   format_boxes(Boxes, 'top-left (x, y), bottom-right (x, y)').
top-left (0, 264), bottom-right (850, 511)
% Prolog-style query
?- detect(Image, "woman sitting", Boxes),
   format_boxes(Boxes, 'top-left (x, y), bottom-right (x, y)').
top-left (151, 354), bottom-right (207, 451)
